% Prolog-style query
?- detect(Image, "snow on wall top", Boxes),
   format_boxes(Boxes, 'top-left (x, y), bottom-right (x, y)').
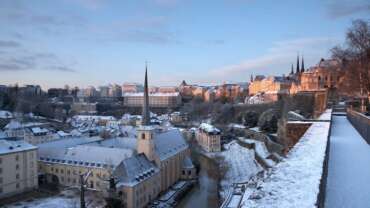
top-left (242, 109), bottom-right (332, 208)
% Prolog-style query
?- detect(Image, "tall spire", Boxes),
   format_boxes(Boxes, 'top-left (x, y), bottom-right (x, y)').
top-left (296, 53), bottom-right (300, 74)
top-left (290, 63), bottom-right (294, 75)
top-left (142, 62), bottom-right (150, 125)
top-left (301, 56), bottom-right (305, 72)
top-left (250, 74), bottom-right (253, 82)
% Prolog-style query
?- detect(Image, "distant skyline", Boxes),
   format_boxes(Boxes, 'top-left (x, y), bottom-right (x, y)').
top-left (0, 0), bottom-right (369, 89)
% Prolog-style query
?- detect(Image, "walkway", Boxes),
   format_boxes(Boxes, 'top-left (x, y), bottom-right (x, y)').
top-left (325, 115), bottom-right (370, 208)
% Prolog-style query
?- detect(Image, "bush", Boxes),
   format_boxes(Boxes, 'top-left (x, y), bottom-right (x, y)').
top-left (258, 109), bottom-right (278, 133)
top-left (239, 110), bottom-right (259, 127)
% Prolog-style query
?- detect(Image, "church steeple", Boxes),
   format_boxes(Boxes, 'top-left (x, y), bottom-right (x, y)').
top-left (142, 63), bottom-right (150, 126)
top-left (296, 54), bottom-right (300, 74)
top-left (301, 56), bottom-right (305, 72)
top-left (290, 63), bottom-right (294, 75)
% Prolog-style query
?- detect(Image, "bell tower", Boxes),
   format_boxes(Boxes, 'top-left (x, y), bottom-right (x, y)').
top-left (137, 64), bottom-right (156, 161)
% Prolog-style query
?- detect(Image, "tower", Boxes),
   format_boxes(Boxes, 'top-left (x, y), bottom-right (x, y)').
top-left (296, 54), bottom-right (300, 74)
top-left (137, 64), bottom-right (156, 162)
top-left (250, 74), bottom-right (254, 82)
top-left (301, 56), bottom-right (305, 72)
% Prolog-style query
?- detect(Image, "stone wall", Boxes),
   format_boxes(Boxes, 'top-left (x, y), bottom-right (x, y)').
top-left (284, 121), bottom-right (312, 152)
top-left (244, 129), bottom-right (284, 155)
top-left (347, 109), bottom-right (370, 144)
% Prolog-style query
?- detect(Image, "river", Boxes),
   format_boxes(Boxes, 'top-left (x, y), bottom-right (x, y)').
top-left (176, 153), bottom-right (220, 208)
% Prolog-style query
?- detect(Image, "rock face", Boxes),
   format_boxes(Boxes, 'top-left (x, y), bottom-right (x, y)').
top-left (258, 109), bottom-right (278, 133)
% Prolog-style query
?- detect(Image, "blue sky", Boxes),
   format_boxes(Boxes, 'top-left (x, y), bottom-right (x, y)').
top-left (0, 0), bottom-right (369, 89)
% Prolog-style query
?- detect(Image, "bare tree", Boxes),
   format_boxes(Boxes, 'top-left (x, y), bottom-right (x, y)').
top-left (331, 19), bottom-right (370, 111)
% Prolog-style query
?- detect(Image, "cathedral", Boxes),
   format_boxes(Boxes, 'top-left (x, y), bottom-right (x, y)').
top-left (113, 67), bottom-right (196, 208)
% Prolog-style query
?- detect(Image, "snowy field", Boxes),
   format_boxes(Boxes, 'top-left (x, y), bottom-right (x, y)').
top-left (4, 189), bottom-right (105, 208)
top-left (210, 141), bottom-right (262, 200)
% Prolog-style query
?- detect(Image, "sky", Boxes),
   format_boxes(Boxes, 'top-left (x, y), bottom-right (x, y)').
top-left (0, 0), bottom-right (369, 89)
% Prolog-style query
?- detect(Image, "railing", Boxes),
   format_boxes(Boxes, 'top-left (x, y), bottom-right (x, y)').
top-left (347, 109), bottom-right (370, 144)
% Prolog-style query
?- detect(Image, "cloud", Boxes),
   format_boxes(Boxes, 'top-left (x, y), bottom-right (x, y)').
top-left (326, 0), bottom-right (370, 18)
top-left (210, 37), bottom-right (340, 78)
top-left (0, 47), bottom-right (76, 72)
top-left (0, 40), bottom-right (21, 48)
top-left (47, 66), bottom-right (76, 72)
top-left (89, 16), bottom-right (178, 44)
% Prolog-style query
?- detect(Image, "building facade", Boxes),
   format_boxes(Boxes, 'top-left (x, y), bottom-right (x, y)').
top-left (196, 123), bottom-right (221, 152)
top-left (123, 92), bottom-right (182, 108)
top-left (0, 138), bottom-right (38, 199)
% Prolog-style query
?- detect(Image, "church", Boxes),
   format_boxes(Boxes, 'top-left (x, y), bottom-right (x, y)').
top-left (113, 67), bottom-right (196, 208)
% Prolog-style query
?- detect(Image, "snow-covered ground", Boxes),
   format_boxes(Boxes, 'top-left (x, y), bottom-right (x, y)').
top-left (325, 116), bottom-right (370, 208)
top-left (241, 113), bottom-right (331, 208)
top-left (4, 189), bottom-right (105, 208)
top-left (211, 141), bottom-right (262, 200)
top-left (239, 138), bottom-right (276, 168)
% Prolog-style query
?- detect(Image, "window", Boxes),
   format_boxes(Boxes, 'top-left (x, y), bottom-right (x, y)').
top-left (0, 168), bottom-right (2, 174)
top-left (16, 173), bottom-right (20, 179)
top-left (0, 187), bottom-right (2, 193)
top-left (16, 164), bottom-right (19, 170)
top-left (0, 158), bottom-right (2, 164)
top-left (16, 183), bottom-right (20, 189)
top-left (0, 177), bottom-right (2, 184)
top-left (67, 170), bottom-right (70, 175)
top-left (141, 133), bottom-right (145, 139)
top-left (15, 155), bottom-right (19, 161)
top-left (61, 169), bottom-right (64, 174)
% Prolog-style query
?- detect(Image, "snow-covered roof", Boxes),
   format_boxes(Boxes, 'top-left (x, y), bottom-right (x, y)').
top-left (4, 120), bottom-right (45, 130)
top-left (73, 115), bottom-right (116, 121)
top-left (39, 145), bottom-right (133, 169)
top-left (0, 138), bottom-right (37, 155)
top-left (242, 109), bottom-right (332, 208)
top-left (0, 110), bottom-right (13, 119)
top-left (86, 137), bottom-right (137, 150)
top-left (199, 123), bottom-right (220, 134)
top-left (30, 127), bottom-right (49, 135)
top-left (114, 154), bottom-right (159, 187)
top-left (153, 128), bottom-right (189, 161)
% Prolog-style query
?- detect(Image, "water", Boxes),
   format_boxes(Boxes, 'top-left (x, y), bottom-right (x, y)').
top-left (177, 154), bottom-right (220, 208)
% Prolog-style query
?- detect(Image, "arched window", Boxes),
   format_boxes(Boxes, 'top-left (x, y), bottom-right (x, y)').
top-left (141, 133), bottom-right (145, 139)
top-left (318, 76), bottom-right (321, 81)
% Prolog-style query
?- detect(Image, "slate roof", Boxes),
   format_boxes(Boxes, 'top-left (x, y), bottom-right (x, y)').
top-left (153, 129), bottom-right (188, 161)
top-left (114, 154), bottom-right (159, 187)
